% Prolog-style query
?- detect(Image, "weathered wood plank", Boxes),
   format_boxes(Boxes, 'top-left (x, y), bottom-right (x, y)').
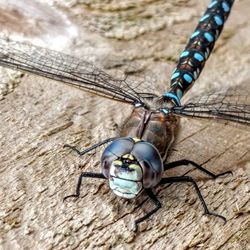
top-left (0, 0), bottom-right (249, 249)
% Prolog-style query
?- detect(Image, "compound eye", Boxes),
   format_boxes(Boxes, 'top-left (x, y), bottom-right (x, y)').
top-left (132, 141), bottom-right (163, 173)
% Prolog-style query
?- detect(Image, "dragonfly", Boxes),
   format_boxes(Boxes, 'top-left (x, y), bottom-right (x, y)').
top-left (0, 0), bottom-right (248, 231)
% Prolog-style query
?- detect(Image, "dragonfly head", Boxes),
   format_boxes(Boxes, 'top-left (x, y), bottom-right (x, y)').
top-left (108, 154), bottom-right (143, 199)
top-left (101, 137), bottom-right (163, 199)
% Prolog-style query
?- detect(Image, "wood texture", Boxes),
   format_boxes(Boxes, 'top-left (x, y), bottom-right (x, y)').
top-left (0, 0), bottom-right (249, 249)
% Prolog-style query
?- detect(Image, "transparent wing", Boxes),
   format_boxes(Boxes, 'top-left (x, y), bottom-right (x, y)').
top-left (171, 86), bottom-right (250, 127)
top-left (92, 55), bottom-right (159, 100)
top-left (0, 38), bottom-right (158, 105)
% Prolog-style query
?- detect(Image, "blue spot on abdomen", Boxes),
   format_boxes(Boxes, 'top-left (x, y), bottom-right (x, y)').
top-left (180, 51), bottom-right (189, 58)
top-left (222, 1), bottom-right (230, 12)
top-left (200, 14), bottom-right (210, 22)
top-left (183, 73), bottom-right (193, 84)
top-left (208, 1), bottom-right (218, 8)
top-left (214, 15), bottom-right (223, 25)
top-left (204, 32), bottom-right (214, 42)
top-left (171, 72), bottom-right (180, 80)
top-left (194, 52), bottom-right (204, 62)
top-left (191, 31), bottom-right (200, 39)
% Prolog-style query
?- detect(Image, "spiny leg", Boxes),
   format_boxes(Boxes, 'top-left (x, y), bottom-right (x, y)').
top-left (164, 159), bottom-right (232, 178)
top-left (64, 137), bottom-right (117, 156)
top-left (134, 189), bottom-right (162, 232)
top-left (160, 176), bottom-right (227, 223)
top-left (63, 172), bottom-right (105, 201)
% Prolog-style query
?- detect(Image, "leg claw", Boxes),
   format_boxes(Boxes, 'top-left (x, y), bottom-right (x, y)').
top-left (215, 171), bottom-right (233, 178)
top-left (63, 194), bottom-right (79, 202)
top-left (133, 222), bottom-right (138, 232)
top-left (205, 211), bottom-right (227, 224)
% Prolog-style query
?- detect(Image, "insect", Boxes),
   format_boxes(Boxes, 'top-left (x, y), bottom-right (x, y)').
top-left (0, 0), bottom-right (248, 231)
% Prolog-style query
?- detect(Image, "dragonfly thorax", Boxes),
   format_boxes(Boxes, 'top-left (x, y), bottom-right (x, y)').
top-left (120, 107), bottom-right (179, 159)
top-left (101, 137), bottom-right (163, 199)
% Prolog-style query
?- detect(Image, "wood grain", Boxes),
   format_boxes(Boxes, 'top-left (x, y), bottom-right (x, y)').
top-left (0, 0), bottom-right (249, 249)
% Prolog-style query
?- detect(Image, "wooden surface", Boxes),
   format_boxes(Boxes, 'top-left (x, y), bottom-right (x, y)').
top-left (0, 0), bottom-right (249, 249)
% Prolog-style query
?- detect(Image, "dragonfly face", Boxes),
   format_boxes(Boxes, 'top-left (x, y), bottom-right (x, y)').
top-left (109, 156), bottom-right (143, 199)
top-left (101, 137), bottom-right (164, 199)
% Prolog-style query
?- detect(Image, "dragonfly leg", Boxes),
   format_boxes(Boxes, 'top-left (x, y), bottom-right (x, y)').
top-left (63, 137), bottom-right (117, 156)
top-left (164, 159), bottom-right (232, 179)
top-left (63, 172), bottom-right (105, 201)
top-left (134, 189), bottom-right (162, 232)
top-left (160, 176), bottom-right (227, 223)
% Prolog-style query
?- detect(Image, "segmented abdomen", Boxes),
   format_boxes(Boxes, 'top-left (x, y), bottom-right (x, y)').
top-left (164, 0), bottom-right (234, 106)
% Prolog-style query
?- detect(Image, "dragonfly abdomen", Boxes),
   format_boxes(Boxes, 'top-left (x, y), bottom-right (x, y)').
top-left (164, 0), bottom-right (234, 105)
